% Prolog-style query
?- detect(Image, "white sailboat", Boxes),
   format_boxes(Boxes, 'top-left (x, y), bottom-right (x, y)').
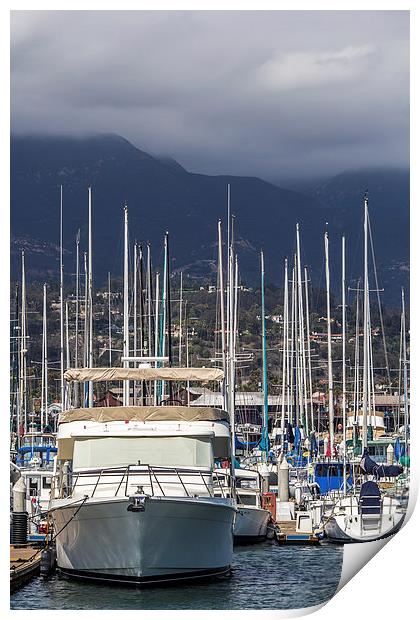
top-left (323, 195), bottom-right (405, 543)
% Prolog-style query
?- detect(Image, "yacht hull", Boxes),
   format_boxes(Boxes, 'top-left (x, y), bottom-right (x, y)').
top-left (234, 506), bottom-right (270, 543)
top-left (324, 512), bottom-right (405, 544)
top-left (52, 495), bottom-right (235, 584)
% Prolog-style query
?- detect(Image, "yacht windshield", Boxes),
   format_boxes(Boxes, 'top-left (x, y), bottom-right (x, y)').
top-left (72, 436), bottom-right (213, 471)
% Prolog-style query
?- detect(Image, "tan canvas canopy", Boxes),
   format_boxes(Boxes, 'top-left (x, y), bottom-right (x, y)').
top-left (59, 406), bottom-right (229, 424)
top-left (57, 407), bottom-right (231, 459)
top-left (64, 367), bottom-right (224, 383)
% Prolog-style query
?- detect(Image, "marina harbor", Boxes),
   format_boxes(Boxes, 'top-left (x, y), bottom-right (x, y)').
top-left (10, 10), bottom-right (410, 611)
top-left (10, 188), bottom-right (410, 608)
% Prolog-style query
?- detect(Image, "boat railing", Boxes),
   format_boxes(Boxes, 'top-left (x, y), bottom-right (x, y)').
top-left (20, 433), bottom-right (57, 448)
top-left (212, 471), bottom-right (235, 499)
top-left (322, 491), bottom-right (399, 522)
top-left (57, 464), bottom-right (217, 499)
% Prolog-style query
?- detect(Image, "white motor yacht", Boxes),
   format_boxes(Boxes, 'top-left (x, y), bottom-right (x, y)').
top-left (214, 468), bottom-right (271, 543)
top-left (49, 367), bottom-right (236, 585)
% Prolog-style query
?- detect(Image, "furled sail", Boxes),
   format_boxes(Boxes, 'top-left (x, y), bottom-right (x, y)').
top-left (360, 448), bottom-right (403, 478)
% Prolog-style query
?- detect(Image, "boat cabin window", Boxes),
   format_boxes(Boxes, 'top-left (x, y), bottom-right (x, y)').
top-left (368, 445), bottom-right (386, 461)
top-left (72, 436), bottom-right (214, 471)
top-left (315, 464), bottom-right (350, 477)
top-left (237, 477), bottom-right (258, 490)
top-left (42, 477), bottom-right (52, 489)
top-left (237, 493), bottom-right (258, 507)
top-left (28, 477), bottom-right (40, 496)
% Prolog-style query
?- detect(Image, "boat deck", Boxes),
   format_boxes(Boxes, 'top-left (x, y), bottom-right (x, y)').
top-left (10, 545), bottom-right (41, 592)
top-left (276, 521), bottom-right (320, 546)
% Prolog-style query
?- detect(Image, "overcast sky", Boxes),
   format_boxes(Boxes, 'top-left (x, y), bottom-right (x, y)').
top-left (11, 10), bottom-right (409, 181)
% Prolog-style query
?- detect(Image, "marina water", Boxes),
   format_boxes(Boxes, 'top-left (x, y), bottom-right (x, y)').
top-left (11, 543), bottom-right (343, 610)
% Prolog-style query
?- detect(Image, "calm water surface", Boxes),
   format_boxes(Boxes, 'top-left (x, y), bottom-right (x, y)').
top-left (11, 542), bottom-right (343, 610)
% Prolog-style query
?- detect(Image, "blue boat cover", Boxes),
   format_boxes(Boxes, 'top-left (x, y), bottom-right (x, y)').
top-left (235, 437), bottom-right (259, 450)
top-left (18, 446), bottom-right (57, 454)
top-left (294, 426), bottom-right (301, 450)
top-left (314, 462), bottom-right (353, 494)
top-left (394, 438), bottom-right (401, 462)
top-left (359, 480), bottom-right (381, 515)
top-left (360, 448), bottom-right (403, 478)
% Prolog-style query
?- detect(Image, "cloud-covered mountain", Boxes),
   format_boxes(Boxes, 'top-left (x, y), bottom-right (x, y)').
top-left (11, 134), bottom-right (409, 306)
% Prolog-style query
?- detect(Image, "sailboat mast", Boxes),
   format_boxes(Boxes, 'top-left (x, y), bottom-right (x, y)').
top-left (304, 266), bottom-right (314, 432)
top-left (185, 300), bottom-right (190, 405)
top-left (362, 195), bottom-right (369, 450)
top-left (12, 283), bottom-right (20, 442)
top-left (74, 229), bottom-right (80, 407)
top-left (228, 244), bottom-right (237, 459)
top-left (324, 231), bottom-right (334, 454)
top-left (294, 253), bottom-right (302, 428)
top-left (65, 301), bottom-right (70, 408)
top-left (59, 185), bottom-right (65, 411)
top-left (107, 273), bottom-right (112, 367)
top-left (41, 283), bottom-right (46, 429)
top-left (225, 187), bottom-right (231, 412)
top-left (233, 256), bottom-right (239, 372)
top-left (166, 232), bottom-right (173, 401)
top-left (229, 240), bottom-right (238, 482)
top-left (228, 228), bottom-right (235, 432)
top-left (369, 311), bottom-right (375, 429)
top-left (20, 251), bottom-right (27, 436)
top-left (87, 187), bottom-right (94, 407)
top-left (133, 243), bottom-right (138, 404)
top-left (139, 246), bottom-right (145, 358)
top-left (296, 224), bottom-right (308, 434)
top-left (218, 220), bottom-right (227, 409)
top-left (44, 284), bottom-right (48, 428)
top-left (133, 243), bottom-right (138, 361)
top-left (147, 244), bottom-right (152, 357)
top-left (178, 272), bottom-right (183, 365)
top-left (261, 250), bottom-right (269, 459)
top-left (353, 280), bottom-right (361, 423)
top-left (158, 235), bottom-right (168, 401)
top-left (281, 258), bottom-right (288, 433)
top-left (166, 233), bottom-right (172, 367)
top-left (87, 187), bottom-right (93, 407)
top-left (83, 252), bottom-right (88, 405)
top-left (401, 287), bottom-right (408, 455)
top-left (285, 264), bottom-right (290, 427)
top-left (154, 272), bottom-right (160, 406)
top-left (290, 263), bottom-right (296, 427)
top-left (123, 205), bottom-right (130, 406)
top-left (226, 184), bottom-right (230, 277)
top-left (342, 236), bottom-right (347, 493)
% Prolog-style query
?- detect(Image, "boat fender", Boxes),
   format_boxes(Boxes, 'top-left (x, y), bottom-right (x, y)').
top-left (127, 496), bottom-right (147, 512)
top-left (41, 546), bottom-right (57, 578)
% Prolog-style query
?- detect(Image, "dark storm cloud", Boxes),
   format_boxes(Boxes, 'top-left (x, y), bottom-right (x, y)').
top-left (10, 10), bottom-right (409, 179)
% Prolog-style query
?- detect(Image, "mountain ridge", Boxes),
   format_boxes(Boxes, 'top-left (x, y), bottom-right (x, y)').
top-left (10, 133), bottom-right (409, 306)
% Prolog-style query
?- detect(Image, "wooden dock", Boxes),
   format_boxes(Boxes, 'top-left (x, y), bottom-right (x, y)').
top-left (10, 545), bottom-right (41, 592)
top-left (276, 520), bottom-right (320, 546)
